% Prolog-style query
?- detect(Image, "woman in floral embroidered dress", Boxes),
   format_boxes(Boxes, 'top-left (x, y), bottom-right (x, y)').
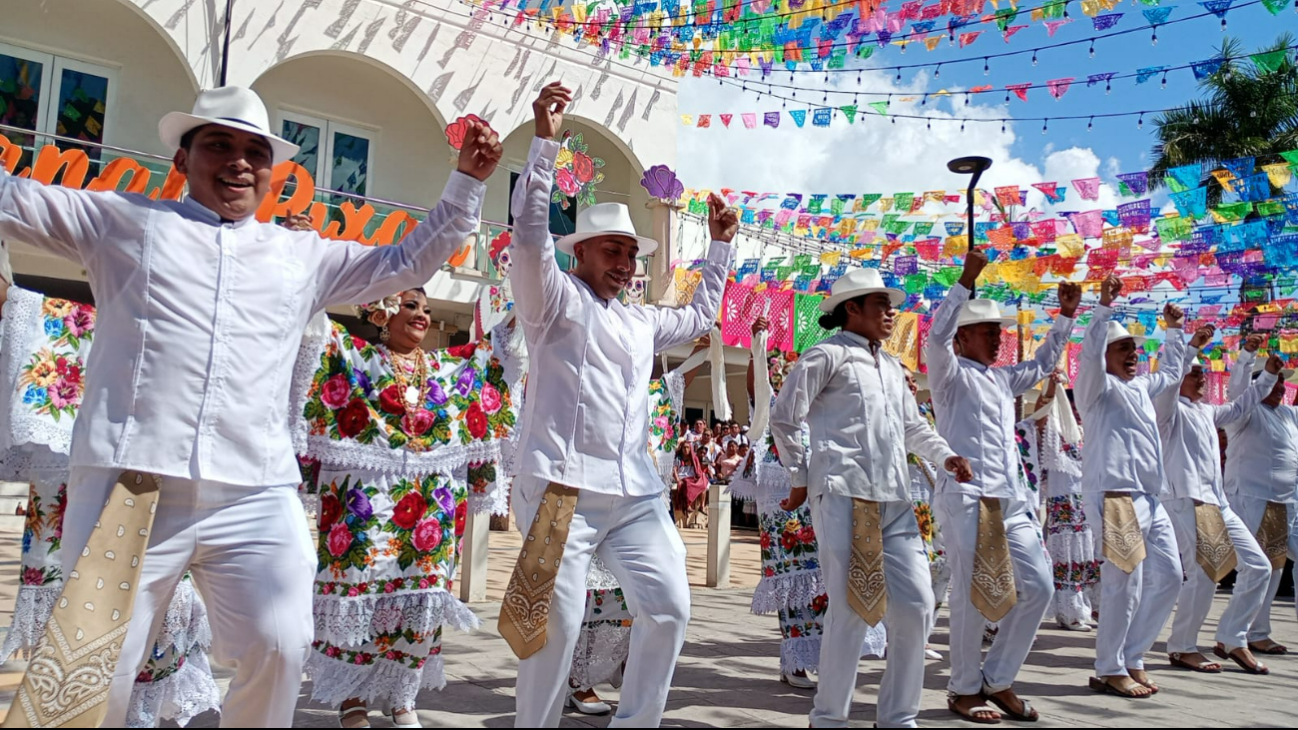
top-left (0, 284), bottom-right (219, 728)
top-left (903, 368), bottom-right (951, 661)
top-left (1016, 370), bottom-right (1100, 632)
top-left (732, 318), bottom-right (885, 689)
top-left (294, 288), bottom-right (514, 729)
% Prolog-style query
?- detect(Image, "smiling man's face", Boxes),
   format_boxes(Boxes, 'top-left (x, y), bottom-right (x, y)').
top-left (174, 124), bottom-right (274, 221)
top-left (573, 235), bottom-right (638, 300)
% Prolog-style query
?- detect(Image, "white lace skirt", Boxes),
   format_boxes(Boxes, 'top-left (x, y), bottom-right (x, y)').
top-left (569, 556), bottom-right (632, 691)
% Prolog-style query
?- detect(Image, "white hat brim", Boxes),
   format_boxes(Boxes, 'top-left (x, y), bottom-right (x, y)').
top-left (555, 230), bottom-right (659, 257)
top-left (1105, 334), bottom-right (1147, 348)
top-left (819, 286), bottom-right (906, 313)
top-left (956, 315), bottom-right (1019, 329)
top-left (159, 112), bottom-right (300, 166)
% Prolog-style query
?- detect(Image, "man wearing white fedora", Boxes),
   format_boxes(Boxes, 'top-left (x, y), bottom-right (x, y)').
top-left (925, 250), bottom-right (1081, 723)
top-left (0, 85), bottom-right (502, 726)
top-left (500, 82), bottom-right (737, 728)
top-left (1075, 275), bottom-right (1187, 700)
top-left (1224, 334), bottom-right (1298, 659)
top-left (772, 267), bottom-right (973, 728)
top-left (1155, 325), bottom-right (1280, 676)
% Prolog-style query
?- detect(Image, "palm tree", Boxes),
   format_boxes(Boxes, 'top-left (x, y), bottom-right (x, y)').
top-left (1150, 33), bottom-right (1297, 314)
top-left (1150, 33), bottom-right (1298, 205)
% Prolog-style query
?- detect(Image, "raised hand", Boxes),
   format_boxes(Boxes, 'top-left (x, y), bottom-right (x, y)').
top-left (959, 249), bottom-right (989, 289)
top-left (1163, 302), bottom-right (1185, 330)
top-left (456, 120), bottom-right (502, 182)
top-left (533, 82), bottom-right (573, 141)
top-left (1244, 334), bottom-right (1265, 353)
top-left (282, 212), bottom-right (314, 232)
top-left (1099, 275), bottom-right (1123, 307)
top-left (1189, 324), bottom-right (1216, 350)
top-left (1057, 281), bottom-right (1082, 318)
top-left (1265, 354), bottom-right (1284, 375)
top-left (752, 316), bottom-right (770, 335)
top-left (946, 456), bottom-right (974, 483)
top-left (708, 193), bottom-right (739, 243)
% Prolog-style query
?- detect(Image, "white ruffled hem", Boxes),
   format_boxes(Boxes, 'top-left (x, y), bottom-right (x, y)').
top-left (780, 635), bottom-right (822, 675)
top-left (751, 571), bottom-right (827, 616)
top-left (1053, 586), bottom-right (1098, 627)
top-left (570, 623), bottom-right (632, 691)
top-left (468, 479), bottom-right (510, 517)
top-left (306, 651), bottom-right (446, 710)
top-left (0, 289), bottom-right (75, 461)
top-left (0, 583), bottom-right (61, 662)
top-left (314, 589), bottom-right (480, 648)
top-left (126, 649), bottom-right (221, 728)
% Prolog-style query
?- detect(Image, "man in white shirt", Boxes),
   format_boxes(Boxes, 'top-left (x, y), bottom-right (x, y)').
top-left (504, 83), bottom-right (737, 728)
top-left (0, 86), bottom-right (501, 726)
top-left (1225, 334), bottom-right (1298, 657)
top-left (1075, 275), bottom-right (1187, 699)
top-left (1155, 325), bottom-right (1280, 675)
top-left (772, 267), bottom-right (973, 729)
top-left (925, 251), bottom-right (1081, 722)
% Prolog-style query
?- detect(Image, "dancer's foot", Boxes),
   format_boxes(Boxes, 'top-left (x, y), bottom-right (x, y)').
top-left (948, 693), bottom-right (1001, 724)
top-left (566, 688), bottom-right (612, 716)
top-left (1214, 644), bottom-right (1270, 675)
top-left (1088, 676), bottom-right (1152, 698)
top-left (1126, 668), bottom-right (1159, 694)
top-left (339, 700), bottom-right (369, 729)
top-left (925, 644), bottom-right (943, 660)
top-left (1248, 639), bottom-right (1289, 655)
top-left (984, 687), bottom-right (1039, 722)
top-left (780, 670), bottom-right (816, 689)
top-left (1168, 651), bottom-right (1222, 673)
top-left (1057, 617), bottom-right (1092, 632)
top-left (389, 708), bottom-right (422, 728)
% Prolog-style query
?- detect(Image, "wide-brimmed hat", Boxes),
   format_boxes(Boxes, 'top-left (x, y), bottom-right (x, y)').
top-left (1104, 321), bottom-right (1146, 348)
top-left (955, 299), bottom-right (1017, 329)
top-left (555, 203), bottom-right (658, 256)
top-left (819, 268), bottom-right (906, 313)
top-left (1252, 355), bottom-right (1296, 382)
top-left (159, 86), bottom-right (300, 165)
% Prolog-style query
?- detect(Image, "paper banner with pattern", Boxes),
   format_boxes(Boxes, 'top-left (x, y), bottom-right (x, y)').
top-left (720, 282), bottom-right (794, 352)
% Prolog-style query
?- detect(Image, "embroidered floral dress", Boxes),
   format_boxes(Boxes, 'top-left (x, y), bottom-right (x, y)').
top-left (1015, 419), bottom-right (1099, 626)
top-left (293, 321), bottom-right (514, 710)
top-left (731, 356), bottom-right (886, 673)
top-left (0, 287), bottom-right (219, 727)
top-left (909, 400), bottom-right (951, 605)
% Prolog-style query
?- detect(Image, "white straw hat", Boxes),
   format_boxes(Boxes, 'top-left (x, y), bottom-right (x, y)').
top-left (819, 268), bottom-right (906, 313)
top-left (955, 299), bottom-right (1017, 328)
top-left (1104, 320), bottom-right (1146, 348)
top-left (554, 203), bottom-right (658, 256)
top-left (159, 86), bottom-right (299, 165)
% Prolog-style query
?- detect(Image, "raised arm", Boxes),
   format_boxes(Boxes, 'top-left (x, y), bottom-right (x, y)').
top-left (1230, 335), bottom-right (1263, 402)
top-left (508, 83), bottom-right (579, 337)
top-left (1005, 282), bottom-right (1080, 395)
top-left (650, 194), bottom-right (736, 352)
top-left (1142, 302), bottom-right (1186, 397)
top-left (313, 123), bottom-right (497, 310)
top-left (1075, 276), bottom-right (1123, 415)
top-left (0, 167), bottom-right (114, 265)
top-left (1216, 353), bottom-right (1282, 427)
top-left (924, 266), bottom-right (974, 397)
top-left (1154, 325), bottom-right (1210, 431)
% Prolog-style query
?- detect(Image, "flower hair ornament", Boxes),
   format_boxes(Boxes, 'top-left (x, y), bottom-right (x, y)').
top-left (356, 295), bottom-right (402, 341)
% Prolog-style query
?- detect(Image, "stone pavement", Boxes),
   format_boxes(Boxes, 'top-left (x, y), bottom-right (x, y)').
top-left (0, 511), bottom-right (1293, 727)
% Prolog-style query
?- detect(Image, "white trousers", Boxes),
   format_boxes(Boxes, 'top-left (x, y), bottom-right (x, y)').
top-left (1165, 497), bottom-right (1272, 653)
top-left (1228, 494), bottom-right (1298, 642)
top-left (512, 487), bottom-right (690, 728)
top-left (1085, 492), bottom-right (1181, 677)
top-left (809, 494), bottom-right (933, 729)
top-left (62, 467), bottom-right (315, 728)
top-left (935, 494), bottom-right (1053, 695)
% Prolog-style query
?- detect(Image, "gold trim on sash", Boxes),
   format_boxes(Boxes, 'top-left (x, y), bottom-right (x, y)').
top-left (971, 498), bottom-right (1017, 622)
top-left (1193, 502), bottom-right (1237, 583)
top-left (498, 483), bottom-right (580, 659)
top-left (846, 499), bottom-right (887, 626)
top-left (1256, 501), bottom-right (1290, 571)
top-left (1101, 492), bottom-right (1147, 574)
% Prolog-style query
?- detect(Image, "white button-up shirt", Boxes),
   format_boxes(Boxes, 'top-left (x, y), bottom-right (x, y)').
top-left (1224, 350), bottom-right (1298, 504)
top-left (1075, 305), bottom-right (1187, 496)
top-left (1155, 349), bottom-right (1276, 505)
top-left (771, 331), bottom-right (957, 503)
top-left (926, 282), bottom-right (1073, 499)
top-left (508, 138), bottom-right (733, 498)
top-left (0, 171), bottom-right (484, 486)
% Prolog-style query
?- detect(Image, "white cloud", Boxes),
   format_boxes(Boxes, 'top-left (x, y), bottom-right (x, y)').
top-left (675, 66), bottom-right (1129, 217)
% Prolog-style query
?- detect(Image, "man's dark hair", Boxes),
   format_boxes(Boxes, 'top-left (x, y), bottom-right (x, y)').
top-left (178, 124), bottom-right (214, 151)
top-left (817, 294), bottom-right (866, 331)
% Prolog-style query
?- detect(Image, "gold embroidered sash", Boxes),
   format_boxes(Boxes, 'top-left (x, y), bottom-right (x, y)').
top-left (971, 498), bottom-right (1017, 622)
top-left (498, 483), bottom-right (580, 659)
top-left (1193, 502), bottom-right (1237, 583)
top-left (846, 499), bottom-right (887, 626)
top-left (1256, 501), bottom-right (1290, 571)
top-left (1102, 492), bottom-right (1146, 574)
top-left (4, 472), bottom-right (161, 728)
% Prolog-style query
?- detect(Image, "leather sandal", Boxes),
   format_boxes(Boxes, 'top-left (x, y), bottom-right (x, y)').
top-left (1168, 652), bottom-right (1222, 673)
top-left (1213, 645), bottom-right (1270, 675)
top-left (1088, 676), bottom-right (1152, 699)
top-left (948, 693), bottom-right (1001, 724)
top-left (983, 689), bottom-right (1039, 722)
top-left (1248, 640), bottom-right (1289, 655)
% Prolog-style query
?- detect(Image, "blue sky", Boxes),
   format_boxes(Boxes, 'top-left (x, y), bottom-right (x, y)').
top-left (676, 2), bottom-right (1291, 200)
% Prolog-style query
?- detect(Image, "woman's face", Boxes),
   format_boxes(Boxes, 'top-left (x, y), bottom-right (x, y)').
top-left (386, 291), bottom-right (432, 351)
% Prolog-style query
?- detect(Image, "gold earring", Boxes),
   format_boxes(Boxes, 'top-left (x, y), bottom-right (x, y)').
top-left (380, 324), bottom-right (390, 342)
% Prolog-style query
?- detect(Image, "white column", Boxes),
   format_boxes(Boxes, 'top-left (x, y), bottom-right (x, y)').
top-left (647, 199), bottom-right (682, 305)
top-left (458, 510), bottom-right (491, 603)
top-left (706, 482), bottom-right (732, 588)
